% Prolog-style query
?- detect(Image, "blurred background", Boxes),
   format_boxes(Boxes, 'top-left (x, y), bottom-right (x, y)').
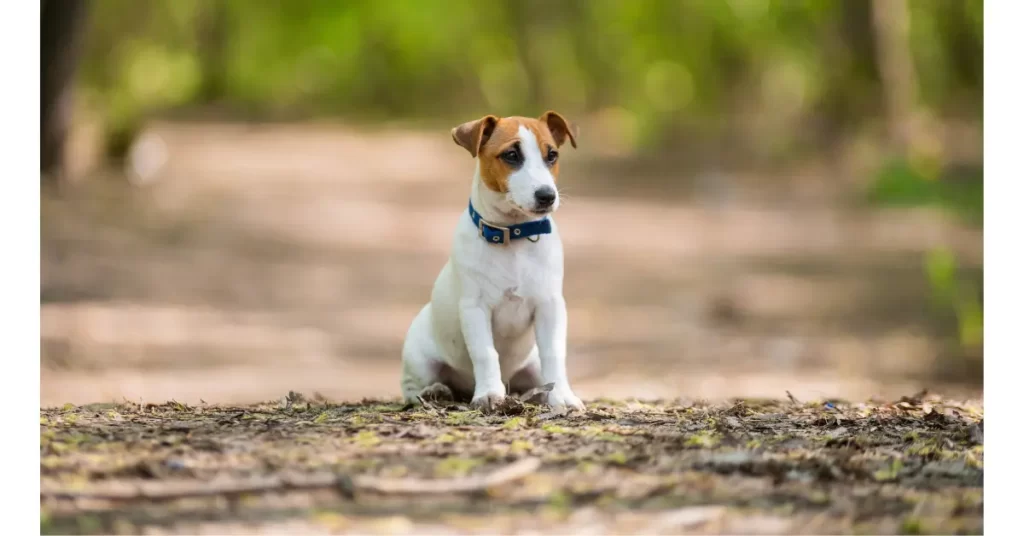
top-left (40, 0), bottom-right (982, 406)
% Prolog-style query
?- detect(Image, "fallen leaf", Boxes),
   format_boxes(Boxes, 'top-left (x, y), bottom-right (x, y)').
top-left (518, 383), bottom-right (555, 404)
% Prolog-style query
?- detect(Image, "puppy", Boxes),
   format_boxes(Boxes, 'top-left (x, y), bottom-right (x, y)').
top-left (400, 111), bottom-right (585, 413)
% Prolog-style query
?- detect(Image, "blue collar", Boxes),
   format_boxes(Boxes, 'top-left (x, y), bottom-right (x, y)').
top-left (468, 200), bottom-right (552, 245)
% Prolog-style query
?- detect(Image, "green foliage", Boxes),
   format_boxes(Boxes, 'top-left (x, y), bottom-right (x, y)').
top-left (923, 248), bottom-right (983, 351)
top-left (78, 0), bottom-right (983, 150)
top-left (868, 159), bottom-right (983, 226)
top-left (865, 150), bottom-right (982, 354)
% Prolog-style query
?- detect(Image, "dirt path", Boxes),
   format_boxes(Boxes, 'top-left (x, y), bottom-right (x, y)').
top-left (41, 121), bottom-right (983, 407)
top-left (40, 393), bottom-right (982, 534)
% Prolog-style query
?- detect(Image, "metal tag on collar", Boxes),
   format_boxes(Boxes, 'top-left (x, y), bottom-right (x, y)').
top-left (479, 219), bottom-right (511, 245)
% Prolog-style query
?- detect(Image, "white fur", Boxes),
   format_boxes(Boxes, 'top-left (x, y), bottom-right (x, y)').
top-left (400, 126), bottom-right (584, 412)
top-left (506, 127), bottom-right (560, 215)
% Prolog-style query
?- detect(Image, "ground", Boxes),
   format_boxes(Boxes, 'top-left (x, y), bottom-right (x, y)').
top-left (41, 121), bottom-right (983, 533)
top-left (42, 121), bottom-right (983, 408)
top-left (40, 391), bottom-right (982, 535)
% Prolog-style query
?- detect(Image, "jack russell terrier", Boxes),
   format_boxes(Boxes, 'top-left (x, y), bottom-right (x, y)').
top-left (400, 111), bottom-right (585, 414)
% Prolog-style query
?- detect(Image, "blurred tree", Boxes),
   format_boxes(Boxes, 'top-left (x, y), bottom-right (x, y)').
top-left (818, 0), bottom-right (880, 128)
top-left (72, 0), bottom-right (982, 157)
top-left (196, 0), bottom-right (230, 104)
top-left (871, 0), bottom-right (920, 155)
top-left (41, 0), bottom-right (92, 183)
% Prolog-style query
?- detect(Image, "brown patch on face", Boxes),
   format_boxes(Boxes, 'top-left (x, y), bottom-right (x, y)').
top-left (473, 118), bottom-right (518, 193)
top-left (451, 113), bottom-right (578, 193)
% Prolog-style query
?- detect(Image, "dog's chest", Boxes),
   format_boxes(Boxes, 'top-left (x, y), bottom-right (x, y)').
top-left (492, 286), bottom-right (534, 339)
top-left (478, 249), bottom-right (552, 339)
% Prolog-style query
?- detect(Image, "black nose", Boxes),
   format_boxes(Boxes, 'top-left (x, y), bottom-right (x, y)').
top-left (534, 186), bottom-right (557, 208)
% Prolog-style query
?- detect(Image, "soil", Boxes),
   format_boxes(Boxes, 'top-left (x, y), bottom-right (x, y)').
top-left (41, 121), bottom-right (984, 533)
top-left (41, 391), bottom-right (982, 535)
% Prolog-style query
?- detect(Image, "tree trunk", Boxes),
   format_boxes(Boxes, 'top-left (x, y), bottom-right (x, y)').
top-left (41, 0), bottom-right (91, 183)
top-left (870, 0), bottom-right (919, 155)
top-left (507, 0), bottom-right (545, 111)
top-left (197, 0), bottom-right (229, 104)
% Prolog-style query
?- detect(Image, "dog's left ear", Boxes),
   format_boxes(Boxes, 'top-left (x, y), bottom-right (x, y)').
top-left (540, 111), bottom-right (578, 149)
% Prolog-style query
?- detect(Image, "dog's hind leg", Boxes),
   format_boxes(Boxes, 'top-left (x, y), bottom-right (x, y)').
top-left (400, 345), bottom-right (443, 404)
top-left (416, 382), bottom-right (454, 402)
top-left (400, 304), bottom-right (454, 403)
top-left (401, 303), bottom-right (478, 404)
top-left (401, 351), bottom-right (447, 403)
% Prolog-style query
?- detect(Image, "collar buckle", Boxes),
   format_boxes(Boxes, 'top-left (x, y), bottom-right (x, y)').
top-left (479, 219), bottom-right (511, 245)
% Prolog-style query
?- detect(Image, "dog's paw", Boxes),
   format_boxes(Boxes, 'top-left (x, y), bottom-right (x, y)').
top-left (547, 387), bottom-right (586, 413)
top-left (470, 391), bottom-right (507, 414)
top-left (417, 383), bottom-right (454, 403)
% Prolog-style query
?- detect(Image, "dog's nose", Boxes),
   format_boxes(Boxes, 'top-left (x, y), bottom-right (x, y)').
top-left (534, 186), bottom-right (557, 208)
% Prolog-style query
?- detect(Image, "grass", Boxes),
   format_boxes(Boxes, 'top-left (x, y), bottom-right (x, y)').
top-left (867, 158), bottom-right (983, 226)
top-left (40, 392), bottom-right (982, 534)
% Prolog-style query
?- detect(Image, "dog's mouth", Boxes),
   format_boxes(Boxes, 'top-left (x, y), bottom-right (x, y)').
top-left (507, 200), bottom-right (555, 219)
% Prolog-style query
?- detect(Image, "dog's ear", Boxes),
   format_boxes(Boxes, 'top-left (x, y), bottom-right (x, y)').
top-left (540, 111), bottom-right (578, 149)
top-left (451, 115), bottom-right (499, 158)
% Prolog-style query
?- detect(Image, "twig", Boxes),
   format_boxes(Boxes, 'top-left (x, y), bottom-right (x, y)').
top-left (359, 456), bottom-right (540, 494)
top-left (517, 382), bottom-right (554, 405)
top-left (40, 457), bottom-right (542, 503)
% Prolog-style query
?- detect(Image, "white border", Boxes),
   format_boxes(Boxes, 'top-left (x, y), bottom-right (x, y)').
top-left (2, 1), bottom-right (41, 534)
top-left (984, 0), bottom-right (1018, 533)
top-left (11, 2), bottom-right (1002, 534)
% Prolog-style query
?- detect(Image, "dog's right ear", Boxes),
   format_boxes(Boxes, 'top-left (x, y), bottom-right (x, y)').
top-left (451, 115), bottom-right (499, 158)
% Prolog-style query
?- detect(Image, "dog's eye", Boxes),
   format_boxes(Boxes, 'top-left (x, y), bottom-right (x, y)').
top-left (546, 149), bottom-right (559, 165)
top-left (500, 149), bottom-right (521, 165)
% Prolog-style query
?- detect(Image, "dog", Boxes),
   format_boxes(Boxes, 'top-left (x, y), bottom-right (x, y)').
top-left (400, 111), bottom-right (585, 413)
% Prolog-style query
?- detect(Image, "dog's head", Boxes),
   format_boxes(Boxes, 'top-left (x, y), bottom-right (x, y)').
top-left (452, 112), bottom-right (578, 218)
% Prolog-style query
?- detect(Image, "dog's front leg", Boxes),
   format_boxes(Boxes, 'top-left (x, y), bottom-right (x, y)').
top-left (535, 295), bottom-right (585, 412)
top-left (459, 299), bottom-right (506, 412)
